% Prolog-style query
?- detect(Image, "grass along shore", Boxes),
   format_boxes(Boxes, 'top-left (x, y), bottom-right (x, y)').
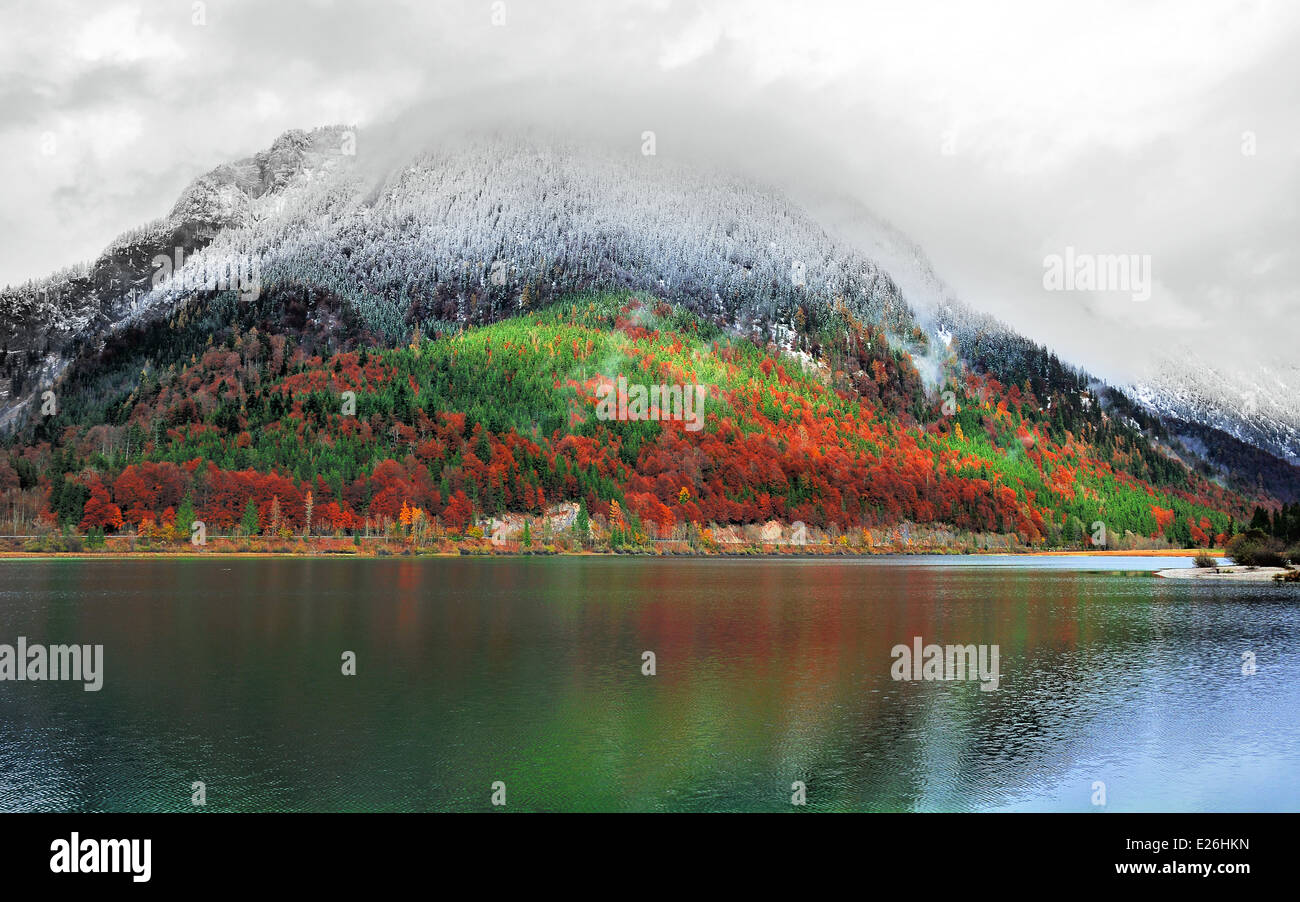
top-left (0, 531), bottom-right (1227, 560)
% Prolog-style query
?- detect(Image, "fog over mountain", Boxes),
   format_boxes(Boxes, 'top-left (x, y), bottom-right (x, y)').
top-left (2, 0), bottom-right (1297, 458)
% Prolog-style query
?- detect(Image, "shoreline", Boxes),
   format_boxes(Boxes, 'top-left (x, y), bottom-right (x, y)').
top-left (1156, 564), bottom-right (1297, 581)
top-left (0, 547), bottom-right (1219, 561)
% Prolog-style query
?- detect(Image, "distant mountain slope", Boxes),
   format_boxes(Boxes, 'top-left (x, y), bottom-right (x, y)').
top-left (1132, 359), bottom-right (1300, 466)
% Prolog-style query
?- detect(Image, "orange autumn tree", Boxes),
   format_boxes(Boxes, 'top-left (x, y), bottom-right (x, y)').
top-left (399, 500), bottom-right (427, 540)
top-left (1150, 505), bottom-right (1176, 537)
top-left (79, 482), bottom-right (124, 532)
top-left (442, 491), bottom-right (473, 534)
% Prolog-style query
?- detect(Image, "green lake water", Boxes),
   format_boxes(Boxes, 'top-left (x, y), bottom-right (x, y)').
top-left (1, 555), bottom-right (1297, 811)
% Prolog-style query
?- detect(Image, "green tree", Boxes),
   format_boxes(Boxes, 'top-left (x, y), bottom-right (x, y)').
top-left (175, 495), bottom-right (197, 539)
top-left (1249, 506), bottom-right (1271, 533)
top-left (49, 474), bottom-right (90, 528)
top-left (240, 498), bottom-right (260, 536)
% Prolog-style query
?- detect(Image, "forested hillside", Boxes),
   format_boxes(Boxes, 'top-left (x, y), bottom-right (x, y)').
top-left (0, 290), bottom-right (1267, 552)
top-left (3, 129), bottom-right (1295, 552)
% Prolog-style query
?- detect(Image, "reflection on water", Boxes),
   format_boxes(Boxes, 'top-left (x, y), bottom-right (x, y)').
top-left (0, 556), bottom-right (1296, 811)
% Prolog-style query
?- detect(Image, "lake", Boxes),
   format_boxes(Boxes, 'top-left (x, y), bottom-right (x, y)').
top-left (1, 555), bottom-right (1297, 812)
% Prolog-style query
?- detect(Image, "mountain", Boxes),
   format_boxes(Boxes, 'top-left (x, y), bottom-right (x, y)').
top-left (2, 127), bottom-right (920, 420)
top-left (1131, 358), bottom-right (1300, 467)
top-left (0, 129), bottom-right (343, 423)
top-left (1, 125), bottom-right (1296, 548)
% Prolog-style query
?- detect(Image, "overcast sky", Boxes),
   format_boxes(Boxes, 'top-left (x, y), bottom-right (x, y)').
top-left (2, 0), bottom-right (1297, 386)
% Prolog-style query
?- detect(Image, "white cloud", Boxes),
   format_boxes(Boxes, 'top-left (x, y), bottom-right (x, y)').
top-left (73, 5), bottom-right (186, 65)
